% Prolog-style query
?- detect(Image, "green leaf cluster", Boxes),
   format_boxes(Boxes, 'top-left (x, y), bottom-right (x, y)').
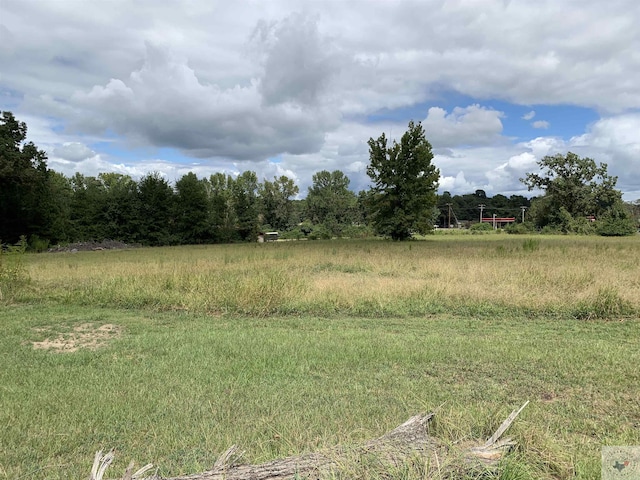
top-left (366, 121), bottom-right (439, 240)
top-left (521, 152), bottom-right (634, 236)
top-left (0, 112), bottom-right (56, 244)
top-left (306, 170), bottom-right (359, 237)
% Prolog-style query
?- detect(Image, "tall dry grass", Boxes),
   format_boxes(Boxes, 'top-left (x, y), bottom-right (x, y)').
top-left (22, 235), bottom-right (640, 318)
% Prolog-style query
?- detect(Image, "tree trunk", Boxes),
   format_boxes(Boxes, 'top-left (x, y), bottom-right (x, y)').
top-left (95, 403), bottom-right (528, 480)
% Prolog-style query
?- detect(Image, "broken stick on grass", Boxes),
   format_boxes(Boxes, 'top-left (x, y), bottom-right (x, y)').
top-left (90, 402), bottom-right (529, 480)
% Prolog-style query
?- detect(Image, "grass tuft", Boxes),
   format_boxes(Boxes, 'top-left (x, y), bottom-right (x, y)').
top-left (521, 238), bottom-right (541, 252)
top-left (573, 286), bottom-right (636, 319)
top-left (0, 236), bottom-right (29, 302)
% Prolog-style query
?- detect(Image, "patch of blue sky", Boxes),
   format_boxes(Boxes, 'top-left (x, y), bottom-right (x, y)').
top-left (50, 120), bottom-right (67, 134)
top-left (268, 155), bottom-right (283, 164)
top-left (0, 87), bottom-right (23, 109)
top-left (431, 90), bottom-right (601, 140)
top-left (480, 100), bottom-right (600, 142)
top-left (91, 140), bottom-right (192, 164)
top-left (363, 90), bottom-right (600, 143)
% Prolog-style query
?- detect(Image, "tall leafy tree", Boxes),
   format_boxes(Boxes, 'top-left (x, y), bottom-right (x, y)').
top-left (596, 201), bottom-right (637, 236)
top-left (627, 200), bottom-right (640, 229)
top-left (436, 191), bottom-right (453, 227)
top-left (45, 171), bottom-right (74, 243)
top-left (98, 173), bottom-right (140, 241)
top-left (209, 172), bottom-right (237, 243)
top-left (507, 195), bottom-right (531, 221)
top-left (521, 152), bottom-right (631, 233)
top-left (306, 170), bottom-right (357, 236)
top-left (367, 121), bottom-right (440, 240)
top-left (440, 192), bottom-right (479, 223)
top-left (231, 171), bottom-right (259, 241)
top-left (69, 173), bottom-right (109, 241)
top-left (137, 172), bottom-right (175, 245)
top-left (258, 175), bottom-right (299, 231)
top-left (175, 172), bottom-right (211, 244)
top-left (0, 111), bottom-right (53, 243)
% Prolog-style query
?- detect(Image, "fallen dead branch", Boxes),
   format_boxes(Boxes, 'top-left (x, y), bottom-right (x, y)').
top-left (92, 401), bottom-right (529, 480)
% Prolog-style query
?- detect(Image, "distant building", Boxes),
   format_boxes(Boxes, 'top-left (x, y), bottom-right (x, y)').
top-left (257, 232), bottom-right (279, 242)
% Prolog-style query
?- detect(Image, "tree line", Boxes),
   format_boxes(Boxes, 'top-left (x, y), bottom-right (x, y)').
top-left (1, 111), bottom-right (638, 249)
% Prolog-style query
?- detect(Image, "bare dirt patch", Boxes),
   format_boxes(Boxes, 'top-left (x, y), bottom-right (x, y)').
top-left (31, 323), bottom-right (122, 353)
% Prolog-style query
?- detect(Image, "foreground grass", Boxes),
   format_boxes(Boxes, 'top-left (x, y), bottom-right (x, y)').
top-left (1, 304), bottom-right (639, 479)
top-left (17, 235), bottom-right (640, 319)
top-left (2, 236), bottom-right (639, 478)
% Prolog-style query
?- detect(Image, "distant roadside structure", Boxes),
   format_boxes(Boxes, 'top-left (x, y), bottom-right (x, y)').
top-left (481, 217), bottom-right (516, 229)
top-left (257, 232), bottom-right (279, 242)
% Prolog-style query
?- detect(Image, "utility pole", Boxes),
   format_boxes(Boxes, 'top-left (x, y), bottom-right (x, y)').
top-left (478, 204), bottom-right (486, 223)
top-left (520, 206), bottom-right (527, 223)
top-left (446, 203), bottom-right (452, 228)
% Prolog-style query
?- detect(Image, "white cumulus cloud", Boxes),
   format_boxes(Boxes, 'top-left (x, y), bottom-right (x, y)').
top-left (532, 120), bottom-right (550, 129)
top-left (522, 111), bottom-right (535, 120)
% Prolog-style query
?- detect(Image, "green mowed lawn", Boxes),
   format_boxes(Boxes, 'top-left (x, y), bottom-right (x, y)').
top-left (1, 304), bottom-right (638, 479)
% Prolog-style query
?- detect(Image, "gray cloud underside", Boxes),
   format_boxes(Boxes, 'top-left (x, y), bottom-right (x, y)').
top-left (2, 0), bottom-right (640, 198)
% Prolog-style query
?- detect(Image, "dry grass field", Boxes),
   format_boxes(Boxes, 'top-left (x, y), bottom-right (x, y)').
top-left (20, 234), bottom-right (640, 319)
top-left (1, 234), bottom-right (639, 479)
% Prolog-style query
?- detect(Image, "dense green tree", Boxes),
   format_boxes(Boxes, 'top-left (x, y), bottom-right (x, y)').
top-left (44, 171), bottom-right (74, 244)
top-left (289, 198), bottom-right (305, 228)
top-left (434, 191), bottom-right (532, 226)
top-left (356, 189), bottom-right (374, 226)
top-left (0, 111), bottom-right (54, 244)
top-left (137, 172), bottom-right (175, 245)
top-left (231, 171), bottom-right (260, 241)
top-left (436, 191), bottom-right (453, 227)
top-left (258, 175), bottom-right (299, 231)
top-left (626, 200), bottom-right (640, 229)
top-left (507, 195), bottom-right (530, 221)
top-left (491, 194), bottom-right (509, 212)
top-left (367, 121), bottom-right (440, 240)
top-left (450, 192), bottom-right (481, 223)
top-left (436, 191), bottom-right (467, 227)
top-left (209, 172), bottom-right (237, 243)
top-left (55, 171), bottom-right (169, 246)
top-left (521, 152), bottom-right (626, 231)
top-left (596, 200), bottom-right (637, 236)
top-left (175, 172), bottom-right (211, 244)
top-left (98, 173), bottom-right (140, 241)
top-left (69, 173), bottom-right (109, 240)
top-left (68, 173), bottom-right (142, 243)
top-left (306, 170), bottom-right (358, 236)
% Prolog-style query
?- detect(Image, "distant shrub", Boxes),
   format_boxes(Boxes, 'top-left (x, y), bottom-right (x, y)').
top-left (29, 235), bottom-right (50, 252)
top-left (540, 225), bottom-right (563, 235)
top-left (279, 228), bottom-right (304, 240)
top-left (308, 224), bottom-right (332, 240)
top-left (596, 204), bottom-right (637, 236)
top-left (505, 222), bottom-right (535, 234)
top-left (470, 222), bottom-right (493, 233)
top-left (568, 216), bottom-right (596, 235)
top-left (279, 222), bottom-right (315, 240)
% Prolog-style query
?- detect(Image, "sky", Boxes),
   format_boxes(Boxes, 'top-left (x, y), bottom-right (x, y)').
top-left (1, 0), bottom-right (640, 200)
